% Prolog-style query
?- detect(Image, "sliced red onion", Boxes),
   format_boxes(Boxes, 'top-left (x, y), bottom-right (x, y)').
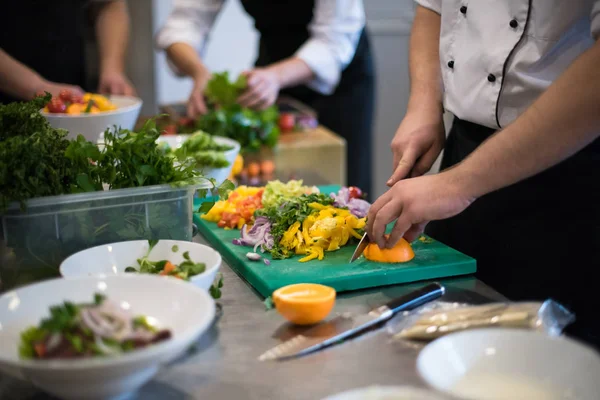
top-left (348, 198), bottom-right (370, 218)
top-left (246, 252), bottom-right (261, 261)
top-left (263, 259), bottom-right (271, 266)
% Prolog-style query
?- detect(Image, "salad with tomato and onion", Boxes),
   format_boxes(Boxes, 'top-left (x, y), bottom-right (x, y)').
top-left (42, 89), bottom-right (117, 115)
top-left (19, 294), bottom-right (171, 360)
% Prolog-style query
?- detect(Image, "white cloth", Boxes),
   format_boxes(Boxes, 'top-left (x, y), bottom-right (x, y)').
top-left (416, 0), bottom-right (600, 129)
top-left (155, 0), bottom-right (365, 95)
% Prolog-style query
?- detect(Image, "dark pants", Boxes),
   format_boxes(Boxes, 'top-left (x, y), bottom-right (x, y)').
top-left (279, 30), bottom-right (376, 200)
top-left (426, 117), bottom-right (600, 349)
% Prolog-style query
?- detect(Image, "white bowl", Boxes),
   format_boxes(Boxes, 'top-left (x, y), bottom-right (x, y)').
top-left (0, 274), bottom-right (215, 400)
top-left (417, 329), bottom-right (600, 400)
top-left (60, 240), bottom-right (221, 291)
top-left (322, 385), bottom-right (451, 400)
top-left (156, 134), bottom-right (241, 185)
top-left (42, 95), bottom-right (142, 142)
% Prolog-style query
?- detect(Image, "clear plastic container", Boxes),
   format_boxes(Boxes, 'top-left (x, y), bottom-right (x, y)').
top-left (0, 182), bottom-right (211, 291)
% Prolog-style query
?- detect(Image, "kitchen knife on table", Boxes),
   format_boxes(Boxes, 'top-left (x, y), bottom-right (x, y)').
top-left (258, 282), bottom-right (445, 361)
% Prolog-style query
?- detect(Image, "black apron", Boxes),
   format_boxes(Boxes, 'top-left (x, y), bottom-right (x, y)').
top-left (426, 117), bottom-right (600, 349)
top-left (0, 0), bottom-right (89, 104)
top-left (240, 0), bottom-right (376, 200)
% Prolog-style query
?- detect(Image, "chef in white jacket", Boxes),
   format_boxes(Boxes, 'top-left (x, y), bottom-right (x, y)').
top-left (367, 1), bottom-right (600, 348)
top-left (155, 0), bottom-right (376, 199)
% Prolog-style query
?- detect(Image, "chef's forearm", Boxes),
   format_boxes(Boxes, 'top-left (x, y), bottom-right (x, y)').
top-left (406, 5), bottom-right (443, 117)
top-left (449, 40), bottom-right (600, 200)
top-left (166, 43), bottom-right (210, 80)
top-left (268, 57), bottom-right (315, 89)
top-left (0, 49), bottom-right (45, 99)
top-left (96, 0), bottom-right (129, 75)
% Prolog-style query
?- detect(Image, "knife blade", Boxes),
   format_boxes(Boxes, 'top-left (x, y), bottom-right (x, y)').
top-left (349, 233), bottom-right (370, 263)
top-left (258, 282), bottom-right (445, 361)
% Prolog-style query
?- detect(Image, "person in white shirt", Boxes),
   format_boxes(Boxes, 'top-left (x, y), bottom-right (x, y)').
top-left (367, 1), bottom-right (600, 348)
top-left (155, 0), bottom-right (375, 198)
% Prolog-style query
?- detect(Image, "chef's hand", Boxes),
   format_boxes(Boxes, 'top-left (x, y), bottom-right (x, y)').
top-left (98, 71), bottom-right (136, 96)
top-left (35, 80), bottom-right (84, 99)
top-left (387, 112), bottom-right (445, 187)
top-left (238, 68), bottom-right (280, 110)
top-left (367, 173), bottom-right (474, 249)
top-left (187, 71), bottom-right (211, 119)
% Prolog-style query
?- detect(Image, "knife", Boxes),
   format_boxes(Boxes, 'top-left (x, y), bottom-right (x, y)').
top-left (349, 233), bottom-right (370, 263)
top-left (258, 282), bottom-right (445, 361)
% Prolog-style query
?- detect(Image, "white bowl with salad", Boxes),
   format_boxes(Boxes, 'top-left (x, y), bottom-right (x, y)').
top-left (0, 274), bottom-right (215, 400)
top-left (156, 131), bottom-right (240, 185)
top-left (60, 240), bottom-right (222, 293)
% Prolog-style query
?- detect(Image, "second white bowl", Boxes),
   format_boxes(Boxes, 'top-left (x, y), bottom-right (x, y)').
top-left (417, 328), bottom-right (600, 400)
top-left (60, 240), bottom-right (221, 291)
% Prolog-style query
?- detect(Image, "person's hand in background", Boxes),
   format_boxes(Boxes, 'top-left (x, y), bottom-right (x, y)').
top-left (237, 67), bottom-right (281, 110)
top-left (187, 70), bottom-right (211, 118)
top-left (98, 70), bottom-right (136, 96)
top-left (387, 111), bottom-right (445, 187)
top-left (36, 80), bottom-right (84, 99)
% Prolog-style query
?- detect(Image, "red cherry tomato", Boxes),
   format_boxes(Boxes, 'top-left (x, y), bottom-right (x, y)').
top-left (162, 124), bottom-right (177, 135)
top-left (47, 98), bottom-right (67, 113)
top-left (278, 113), bottom-right (295, 132)
top-left (58, 89), bottom-right (72, 103)
top-left (71, 93), bottom-right (85, 104)
top-left (348, 186), bottom-right (363, 199)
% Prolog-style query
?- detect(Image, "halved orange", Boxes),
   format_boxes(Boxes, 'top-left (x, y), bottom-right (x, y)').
top-left (272, 283), bottom-right (336, 325)
top-left (364, 235), bottom-right (415, 263)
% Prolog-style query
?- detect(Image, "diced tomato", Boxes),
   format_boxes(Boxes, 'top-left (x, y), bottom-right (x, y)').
top-left (348, 186), bottom-right (363, 200)
top-left (34, 343), bottom-right (46, 357)
top-left (162, 124), bottom-right (177, 135)
top-left (278, 113), bottom-right (295, 132)
top-left (47, 98), bottom-right (67, 113)
top-left (58, 89), bottom-right (72, 102)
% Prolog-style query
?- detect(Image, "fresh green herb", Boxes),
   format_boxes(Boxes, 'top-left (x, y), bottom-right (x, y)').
top-left (209, 274), bottom-right (224, 299)
top-left (94, 293), bottom-right (106, 305)
top-left (197, 179), bottom-right (235, 214)
top-left (133, 316), bottom-right (157, 333)
top-left (263, 296), bottom-right (274, 311)
top-left (205, 71), bottom-right (247, 108)
top-left (196, 72), bottom-right (280, 152)
top-left (19, 326), bottom-right (47, 359)
top-left (255, 193), bottom-right (335, 259)
top-left (172, 245), bottom-right (179, 252)
top-left (84, 100), bottom-right (93, 113)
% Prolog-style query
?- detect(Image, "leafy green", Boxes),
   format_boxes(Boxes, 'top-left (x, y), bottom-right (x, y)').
top-left (19, 326), bottom-right (47, 359)
top-left (255, 193), bottom-right (335, 259)
top-left (197, 179), bottom-right (235, 214)
top-left (205, 71), bottom-right (247, 108)
top-left (263, 296), bottom-right (274, 311)
top-left (196, 72), bottom-right (280, 152)
top-left (170, 130), bottom-right (233, 169)
top-left (209, 274), bottom-right (224, 299)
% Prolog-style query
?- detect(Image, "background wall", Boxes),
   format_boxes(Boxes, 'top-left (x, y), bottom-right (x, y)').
top-left (128, 0), bottom-right (449, 199)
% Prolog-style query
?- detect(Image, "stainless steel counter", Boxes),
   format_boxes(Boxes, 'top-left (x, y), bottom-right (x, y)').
top-left (0, 233), bottom-right (504, 400)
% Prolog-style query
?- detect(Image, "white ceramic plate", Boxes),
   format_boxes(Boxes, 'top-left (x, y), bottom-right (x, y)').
top-left (156, 134), bottom-right (241, 185)
top-left (0, 274), bottom-right (215, 400)
top-left (42, 95), bottom-right (142, 143)
top-left (60, 240), bottom-right (221, 291)
top-left (322, 385), bottom-right (450, 400)
top-left (417, 328), bottom-right (600, 400)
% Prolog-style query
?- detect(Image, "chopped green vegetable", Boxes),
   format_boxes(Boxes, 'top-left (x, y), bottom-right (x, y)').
top-left (263, 296), bottom-right (274, 311)
top-left (261, 180), bottom-right (319, 209)
top-left (172, 130), bottom-right (234, 169)
top-left (255, 193), bottom-right (335, 259)
top-left (205, 71), bottom-right (247, 108)
top-left (209, 274), bottom-right (224, 299)
top-left (172, 245), bottom-right (179, 252)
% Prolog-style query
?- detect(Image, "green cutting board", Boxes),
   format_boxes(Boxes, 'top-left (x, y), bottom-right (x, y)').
top-left (193, 185), bottom-right (476, 298)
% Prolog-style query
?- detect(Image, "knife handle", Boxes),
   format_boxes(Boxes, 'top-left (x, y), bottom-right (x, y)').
top-left (384, 282), bottom-right (445, 315)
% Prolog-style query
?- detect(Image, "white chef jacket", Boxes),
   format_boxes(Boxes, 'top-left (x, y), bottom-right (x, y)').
top-left (416, 0), bottom-right (600, 129)
top-left (155, 0), bottom-right (366, 95)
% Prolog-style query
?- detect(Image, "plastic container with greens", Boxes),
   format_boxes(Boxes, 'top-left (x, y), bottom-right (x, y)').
top-left (0, 95), bottom-right (226, 291)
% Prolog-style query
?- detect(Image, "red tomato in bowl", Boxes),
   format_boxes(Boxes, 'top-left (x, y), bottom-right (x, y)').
top-left (47, 98), bottom-right (67, 113)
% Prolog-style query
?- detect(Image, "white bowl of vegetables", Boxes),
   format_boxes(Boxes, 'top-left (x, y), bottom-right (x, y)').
top-left (0, 274), bottom-right (215, 400)
top-left (60, 240), bottom-right (222, 294)
top-left (156, 131), bottom-right (240, 185)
